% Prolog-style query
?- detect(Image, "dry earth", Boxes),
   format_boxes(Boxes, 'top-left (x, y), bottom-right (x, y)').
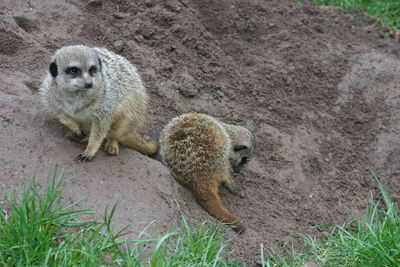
top-left (1, 0), bottom-right (400, 264)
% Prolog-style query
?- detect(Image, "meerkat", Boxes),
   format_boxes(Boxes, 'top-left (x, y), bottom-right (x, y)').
top-left (159, 113), bottom-right (255, 233)
top-left (40, 45), bottom-right (157, 162)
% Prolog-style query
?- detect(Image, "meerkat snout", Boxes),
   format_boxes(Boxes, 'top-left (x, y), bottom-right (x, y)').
top-left (84, 82), bottom-right (93, 88)
top-left (230, 145), bottom-right (252, 173)
top-left (225, 125), bottom-right (255, 173)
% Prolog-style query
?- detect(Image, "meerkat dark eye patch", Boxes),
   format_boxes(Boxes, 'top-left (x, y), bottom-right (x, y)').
top-left (240, 157), bottom-right (249, 165)
top-left (65, 67), bottom-right (81, 77)
top-left (234, 145), bottom-right (248, 153)
top-left (89, 66), bottom-right (97, 76)
top-left (49, 61), bottom-right (58, 77)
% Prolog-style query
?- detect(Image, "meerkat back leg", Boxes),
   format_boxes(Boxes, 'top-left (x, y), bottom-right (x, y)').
top-left (104, 138), bottom-right (119, 155)
top-left (119, 132), bottom-right (157, 155)
top-left (76, 122), bottom-right (110, 162)
top-left (104, 117), bottom-right (129, 156)
top-left (194, 178), bottom-right (245, 233)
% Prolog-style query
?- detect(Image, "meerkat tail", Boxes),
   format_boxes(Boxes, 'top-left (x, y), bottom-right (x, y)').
top-left (119, 132), bottom-right (157, 155)
top-left (194, 181), bottom-right (245, 233)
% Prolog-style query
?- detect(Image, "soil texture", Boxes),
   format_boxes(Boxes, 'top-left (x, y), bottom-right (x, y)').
top-left (1, 0), bottom-right (400, 264)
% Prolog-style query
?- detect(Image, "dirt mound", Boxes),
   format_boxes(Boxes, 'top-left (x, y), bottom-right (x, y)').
top-left (1, 0), bottom-right (400, 264)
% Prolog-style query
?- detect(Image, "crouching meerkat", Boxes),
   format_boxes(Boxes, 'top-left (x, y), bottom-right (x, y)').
top-left (159, 113), bottom-right (255, 233)
top-left (40, 45), bottom-right (157, 162)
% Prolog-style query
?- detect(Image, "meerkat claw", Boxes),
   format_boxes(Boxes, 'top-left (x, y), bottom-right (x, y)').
top-left (75, 154), bottom-right (93, 162)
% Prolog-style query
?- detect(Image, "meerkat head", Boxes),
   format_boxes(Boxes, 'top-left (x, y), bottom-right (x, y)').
top-left (48, 45), bottom-right (103, 92)
top-left (223, 124), bottom-right (256, 173)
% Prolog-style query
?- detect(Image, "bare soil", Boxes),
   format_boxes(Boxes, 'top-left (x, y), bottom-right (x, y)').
top-left (1, 0), bottom-right (400, 264)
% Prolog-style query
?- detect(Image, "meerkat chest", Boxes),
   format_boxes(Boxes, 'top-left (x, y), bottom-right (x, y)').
top-left (59, 91), bottom-right (97, 117)
top-left (64, 108), bottom-right (93, 134)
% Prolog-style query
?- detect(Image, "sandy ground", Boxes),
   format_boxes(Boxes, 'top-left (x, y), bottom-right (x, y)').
top-left (1, 0), bottom-right (400, 264)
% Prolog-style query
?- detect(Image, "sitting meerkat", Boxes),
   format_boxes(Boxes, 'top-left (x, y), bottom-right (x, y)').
top-left (40, 45), bottom-right (157, 162)
top-left (159, 113), bottom-right (255, 233)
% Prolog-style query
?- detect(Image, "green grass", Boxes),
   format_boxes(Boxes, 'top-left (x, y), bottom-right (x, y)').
top-left (261, 169), bottom-right (400, 267)
top-left (0, 167), bottom-right (241, 266)
top-left (310, 0), bottom-right (400, 32)
top-left (6, 167), bottom-right (398, 266)
top-left (151, 217), bottom-right (241, 266)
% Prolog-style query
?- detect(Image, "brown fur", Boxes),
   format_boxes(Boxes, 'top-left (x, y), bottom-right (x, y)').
top-left (160, 113), bottom-right (255, 233)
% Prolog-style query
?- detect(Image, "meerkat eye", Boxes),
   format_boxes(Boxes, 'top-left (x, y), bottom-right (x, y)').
top-left (240, 157), bottom-right (248, 164)
top-left (89, 66), bottom-right (97, 76)
top-left (234, 145), bottom-right (247, 153)
top-left (66, 67), bottom-right (81, 77)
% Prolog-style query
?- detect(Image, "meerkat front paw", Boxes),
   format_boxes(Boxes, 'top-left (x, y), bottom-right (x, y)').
top-left (75, 153), bottom-right (93, 162)
top-left (66, 129), bottom-right (88, 143)
top-left (223, 181), bottom-right (238, 194)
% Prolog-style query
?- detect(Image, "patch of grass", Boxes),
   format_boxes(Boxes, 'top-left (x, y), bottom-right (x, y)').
top-left (310, 0), bottom-right (400, 32)
top-left (151, 216), bottom-right (242, 266)
top-left (0, 168), bottom-right (147, 266)
top-left (0, 167), bottom-right (241, 266)
top-left (261, 169), bottom-right (400, 267)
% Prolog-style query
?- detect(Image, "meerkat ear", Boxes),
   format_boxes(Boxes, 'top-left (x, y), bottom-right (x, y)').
top-left (49, 61), bottom-right (58, 77)
top-left (98, 58), bottom-right (102, 71)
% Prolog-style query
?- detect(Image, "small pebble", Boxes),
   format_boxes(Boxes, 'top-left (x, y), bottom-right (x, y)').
top-left (113, 12), bottom-right (129, 19)
top-left (134, 34), bottom-right (144, 43)
top-left (113, 40), bottom-right (124, 52)
top-left (179, 86), bottom-right (198, 98)
top-left (87, 0), bottom-right (103, 7)
top-left (145, 0), bottom-right (155, 8)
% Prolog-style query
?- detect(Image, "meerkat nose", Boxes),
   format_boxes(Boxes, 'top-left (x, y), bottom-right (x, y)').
top-left (84, 82), bottom-right (93, 88)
